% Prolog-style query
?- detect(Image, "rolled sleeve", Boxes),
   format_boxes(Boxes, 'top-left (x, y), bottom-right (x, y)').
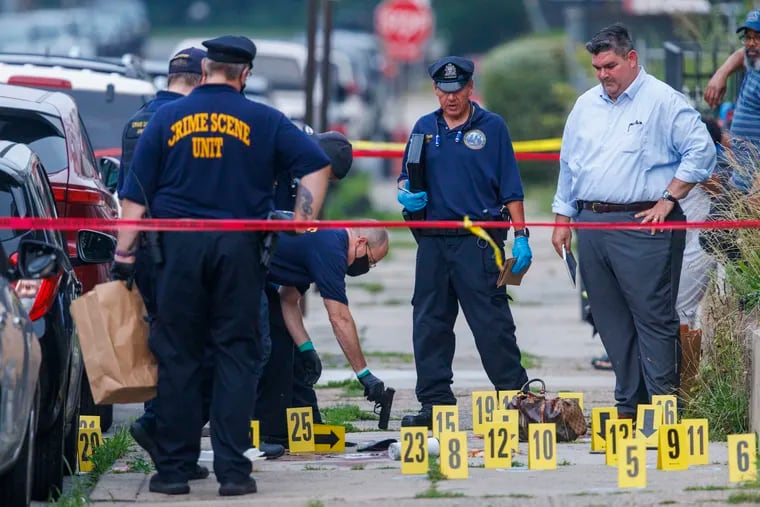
top-left (670, 96), bottom-right (716, 183)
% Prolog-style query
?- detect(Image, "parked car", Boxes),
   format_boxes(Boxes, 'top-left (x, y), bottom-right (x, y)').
top-left (0, 84), bottom-right (120, 430)
top-left (0, 140), bottom-right (115, 502)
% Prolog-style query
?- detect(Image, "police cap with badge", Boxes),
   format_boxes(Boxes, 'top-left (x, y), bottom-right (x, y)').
top-left (202, 35), bottom-right (257, 66)
top-left (168, 47), bottom-right (206, 75)
top-left (428, 56), bottom-right (474, 92)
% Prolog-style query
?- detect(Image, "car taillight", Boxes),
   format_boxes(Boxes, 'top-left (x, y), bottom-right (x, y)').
top-left (9, 253), bottom-right (61, 321)
top-left (7, 76), bottom-right (72, 89)
top-left (52, 186), bottom-right (105, 206)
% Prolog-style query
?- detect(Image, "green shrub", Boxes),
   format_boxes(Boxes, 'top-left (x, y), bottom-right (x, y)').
top-left (480, 34), bottom-right (574, 142)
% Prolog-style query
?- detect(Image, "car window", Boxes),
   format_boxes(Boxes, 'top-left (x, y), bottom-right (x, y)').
top-left (58, 89), bottom-right (151, 151)
top-left (78, 116), bottom-right (98, 177)
top-left (0, 112), bottom-right (68, 174)
top-left (255, 55), bottom-right (303, 91)
top-left (0, 171), bottom-right (32, 242)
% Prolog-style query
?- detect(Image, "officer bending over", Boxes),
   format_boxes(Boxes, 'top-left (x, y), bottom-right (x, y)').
top-left (257, 225), bottom-right (391, 444)
top-left (113, 35), bottom-right (330, 497)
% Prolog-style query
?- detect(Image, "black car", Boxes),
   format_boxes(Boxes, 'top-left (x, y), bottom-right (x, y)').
top-left (0, 140), bottom-right (114, 501)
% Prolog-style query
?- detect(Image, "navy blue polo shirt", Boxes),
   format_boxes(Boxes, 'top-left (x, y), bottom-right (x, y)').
top-left (118, 90), bottom-right (183, 194)
top-left (121, 84), bottom-right (330, 219)
top-left (268, 229), bottom-right (349, 305)
top-left (399, 102), bottom-right (524, 220)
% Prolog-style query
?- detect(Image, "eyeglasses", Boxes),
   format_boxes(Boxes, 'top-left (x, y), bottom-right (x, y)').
top-left (740, 33), bottom-right (760, 45)
top-left (366, 244), bottom-right (377, 269)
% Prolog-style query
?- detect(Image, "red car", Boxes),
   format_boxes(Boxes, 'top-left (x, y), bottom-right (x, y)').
top-left (0, 83), bottom-right (119, 429)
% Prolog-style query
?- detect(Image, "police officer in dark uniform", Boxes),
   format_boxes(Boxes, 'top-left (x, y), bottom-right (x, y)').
top-left (113, 35), bottom-right (330, 496)
top-left (397, 56), bottom-right (532, 428)
top-left (258, 225), bottom-right (391, 443)
top-left (117, 47), bottom-right (206, 468)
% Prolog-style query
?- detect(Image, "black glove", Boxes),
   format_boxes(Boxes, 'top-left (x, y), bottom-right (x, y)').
top-left (110, 260), bottom-right (135, 290)
top-left (297, 348), bottom-right (322, 385)
top-left (359, 372), bottom-right (385, 402)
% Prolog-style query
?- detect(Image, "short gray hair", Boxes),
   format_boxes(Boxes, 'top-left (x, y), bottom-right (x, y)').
top-left (203, 59), bottom-right (249, 80)
top-left (167, 72), bottom-right (202, 88)
top-left (585, 23), bottom-right (634, 57)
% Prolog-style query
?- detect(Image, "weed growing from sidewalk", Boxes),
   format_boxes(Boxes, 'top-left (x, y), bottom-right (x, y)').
top-left (685, 485), bottom-right (732, 491)
top-left (728, 491), bottom-right (760, 504)
top-left (52, 426), bottom-right (134, 506)
top-left (127, 454), bottom-right (154, 473)
top-left (307, 501), bottom-right (325, 507)
top-left (364, 350), bottom-right (414, 363)
top-left (321, 404), bottom-right (377, 431)
top-left (315, 378), bottom-right (365, 398)
top-left (521, 352), bottom-right (541, 369)
top-left (350, 464), bottom-right (365, 470)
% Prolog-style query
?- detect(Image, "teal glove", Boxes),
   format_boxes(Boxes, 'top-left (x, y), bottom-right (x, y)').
top-left (397, 180), bottom-right (427, 212)
top-left (511, 236), bottom-right (532, 274)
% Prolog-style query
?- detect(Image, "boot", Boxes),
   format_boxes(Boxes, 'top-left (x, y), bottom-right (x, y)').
top-left (680, 325), bottom-right (702, 396)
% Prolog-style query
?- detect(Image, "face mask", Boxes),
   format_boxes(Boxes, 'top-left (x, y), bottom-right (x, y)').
top-left (347, 244), bottom-right (370, 277)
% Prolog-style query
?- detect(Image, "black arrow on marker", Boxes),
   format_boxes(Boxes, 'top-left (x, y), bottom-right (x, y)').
top-left (315, 430), bottom-right (340, 448)
top-left (596, 412), bottom-right (610, 440)
top-left (638, 410), bottom-right (656, 438)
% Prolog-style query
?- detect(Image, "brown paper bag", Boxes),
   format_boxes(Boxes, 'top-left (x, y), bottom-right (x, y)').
top-left (497, 258), bottom-right (531, 287)
top-left (70, 281), bottom-right (157, 404)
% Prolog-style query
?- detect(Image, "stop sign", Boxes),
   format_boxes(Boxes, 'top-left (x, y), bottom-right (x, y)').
top-left (374, 0), bottom-right (434, 62)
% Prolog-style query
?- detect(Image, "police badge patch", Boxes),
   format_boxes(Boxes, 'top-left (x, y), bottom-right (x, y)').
top-left (463, 129), bottom-right (486, 150)
top-left (443, 63), bottom-right (458, 79)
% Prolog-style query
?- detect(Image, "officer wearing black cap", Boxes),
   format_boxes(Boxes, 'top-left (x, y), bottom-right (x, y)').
top-left (397, 56), bottom-right (532, 428)
top-left (118, 46), bottom-right (207, 479)
top-left (114, 34), bottom-right (330, 496)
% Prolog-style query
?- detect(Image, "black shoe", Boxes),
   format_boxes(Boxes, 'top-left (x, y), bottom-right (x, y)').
top-left (130, 421), bottom-right (158, 463)
top-left (219, 476), bottom-right (257, 496)
top-left (259, 442), bottom-right (285, 459)
top-left (401, 410), bottom-right (433, 429)
top-left (182, 464), bottom-right (209, 481)
top-left (148, 474), bottom-right (189, 495)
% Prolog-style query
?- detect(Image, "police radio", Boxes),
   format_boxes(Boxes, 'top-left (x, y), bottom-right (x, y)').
top-left (402, 133), bottom-right (426, 242)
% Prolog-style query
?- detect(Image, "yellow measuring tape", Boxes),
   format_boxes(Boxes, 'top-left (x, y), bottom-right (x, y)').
top-left (463, 217), bottom-right (503, 270)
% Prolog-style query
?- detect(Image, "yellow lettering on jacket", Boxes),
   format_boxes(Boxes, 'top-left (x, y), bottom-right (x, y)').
top-left (167, 113), bottom-right (210, 147)
top-left (192, 137), bottom-right (223, 158)
top-left (209, 113), bottom-right (250, 146)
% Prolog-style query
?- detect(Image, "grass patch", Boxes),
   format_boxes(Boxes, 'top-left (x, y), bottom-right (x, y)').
top-left (364, 351), bottom-right (414, 363)
top-left (350, 281), bottom-right (385, 294)
top-left (685, 485), bottom-right (732, 491)
top-left (660, 501), bottom-right (676, 505)
top-left (521, 352), bottom-right (541, 369)
top-left (126, 454), bottom-right (153, 473)
top-left (415, 485), bottom-right (465, 499)
top-left (53, 426), bottom-right (134, 506)
top-left (350, 464), bottom-right (365, 470)
top-left (524, 183), bottom-right (557, 217)
top-left (314, 378), bottom-right (365, 398)
top-left (508, 493), bottom-right (534, 498)
top-left (427, 456), bottom-right (446, 482)
top-left (558, 459), bottom-right (572, 466)
top-left (512, 460), bottom-right (525, 467)
top-left (321, 404), bottom-right (377, 431)
top-left (304, 465), bottom-right (327, 471)
top-left (307, 501), bottom-right (325, 507)
top-left (728, 492), bottom-right (760, 504)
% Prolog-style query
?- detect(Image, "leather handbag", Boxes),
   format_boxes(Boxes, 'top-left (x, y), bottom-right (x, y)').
top-left (507, 378), bottom-right (587, 442)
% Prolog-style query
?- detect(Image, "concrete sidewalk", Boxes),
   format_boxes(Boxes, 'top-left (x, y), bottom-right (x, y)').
top-left (81, 194), bottom-right (749, 507)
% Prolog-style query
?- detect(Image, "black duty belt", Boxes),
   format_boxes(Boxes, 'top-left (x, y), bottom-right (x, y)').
top-left (577, 200), bottom-right (657, 213)
top-left (418, 228), bottom-right (473, 237)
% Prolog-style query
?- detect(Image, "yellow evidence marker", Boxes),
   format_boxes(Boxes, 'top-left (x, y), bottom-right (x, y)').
top-left (652, 395), bottom-right (678, 425)
top-left (683, 418), bottom-right (709, 466)
top-left (313, 424), bottom-right (346, 453)
top-left (491, 409), bottom-right (520, 452)
top-left (78, 415), bottom-right (102, 473)
top-left (498, 390), bottom-right (520, 410)
top-left (249, 420), bottom-right (260, 449)
top-left (591, 407), bottom-right (616, 452)
top-left (432, 405), bottom-right (458, 439)
top-left (484, 423), bottom-right (512, 469)
top-left (728, 434), bottom-right (757, 483)
top-left (656, 424), bottom-right (688, 470)
top-left (528, 423), bottom-right (557, 470)
top-left (618, 439), bottom-right (646, 489)
top-left (286, 407), bottom-right (315, 453)
top-left (400, 427), bottom-right (428, 475)
top-left (471, 391), bottom-right (498, 435)
top-left (605, 419), bottom-right (633, 467)
top-left (439, 431), bottom-right (468, 479)
top-left (635, 404), bottom-right (663, 449)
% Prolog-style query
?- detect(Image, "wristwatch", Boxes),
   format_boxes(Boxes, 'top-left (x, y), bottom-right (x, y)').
top-left (514, 228), bottom-right (530, 238)
top-left (661, 189), bottom-right (678, 203)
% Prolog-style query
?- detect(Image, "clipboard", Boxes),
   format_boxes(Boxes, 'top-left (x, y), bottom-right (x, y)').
top-left (562, 245), bottom-right (577, 288)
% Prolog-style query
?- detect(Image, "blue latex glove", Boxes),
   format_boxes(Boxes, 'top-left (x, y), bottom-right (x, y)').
top-left (397, 180), bottom-right (428, 212)
top-left (511, 236), bottom-right (532, 274)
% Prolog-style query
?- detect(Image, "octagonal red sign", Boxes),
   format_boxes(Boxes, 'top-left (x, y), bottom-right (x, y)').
top-left (374, 0), bottom-right (434, 62)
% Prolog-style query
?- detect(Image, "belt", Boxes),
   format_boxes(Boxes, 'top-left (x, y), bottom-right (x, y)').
top-left (418, 228), bottom-right (473, 237)
top-left (577, 200), bottom-right (657, 213)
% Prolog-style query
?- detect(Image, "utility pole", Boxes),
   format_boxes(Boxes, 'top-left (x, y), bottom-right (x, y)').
top-left (305, 0), bottom-right (318, 129)
top-left (319, 0), bottom-right (333, 131)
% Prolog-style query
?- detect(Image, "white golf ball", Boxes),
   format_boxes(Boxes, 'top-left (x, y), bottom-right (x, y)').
top-left (428, 437), bottom-right (440, 457)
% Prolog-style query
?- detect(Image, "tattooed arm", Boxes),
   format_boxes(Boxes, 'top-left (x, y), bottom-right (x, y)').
top-left (293, 165), bottom-right (330, 229)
